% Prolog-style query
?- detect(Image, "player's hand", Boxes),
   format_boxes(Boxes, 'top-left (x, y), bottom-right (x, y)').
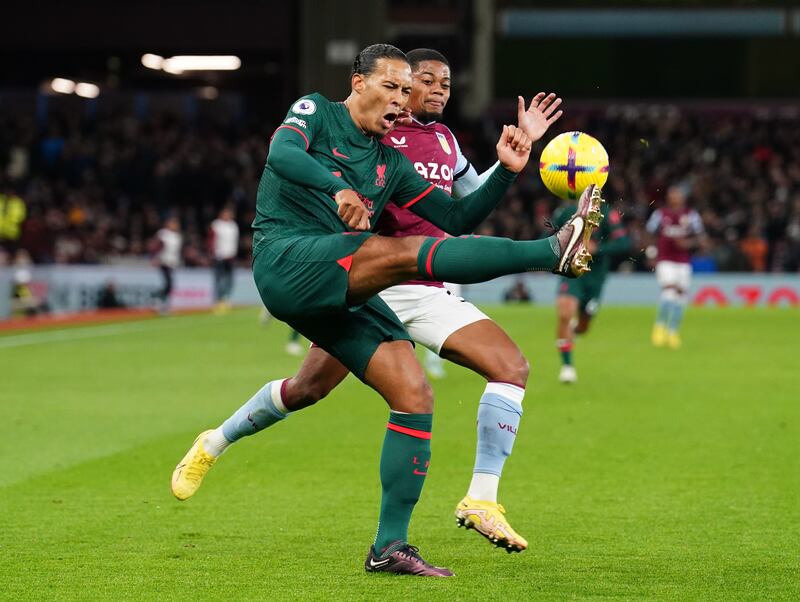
top-left (517, 93), bottom-right (563, 143)
top-left (496, 125), bottom-right (532, 173)
top-left (335, 189), bottom-right (371, 231)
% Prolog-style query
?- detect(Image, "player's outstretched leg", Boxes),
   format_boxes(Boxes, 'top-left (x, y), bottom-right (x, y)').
top-left (345, 185), bottom-right (605, 306)
top-left (436, 320), bottom-right (529, 552)
top-left (456, 381), bottom-right (528, 553)
top-left (416, 185), bottom-right (603, 285)
top-left (171, 379), bottom-right (291, 500)
top-left (170, 349), bottom-right (348, 500)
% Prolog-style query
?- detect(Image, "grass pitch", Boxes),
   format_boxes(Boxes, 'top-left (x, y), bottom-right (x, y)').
top-left (1, 305), bottom-right (798, 600)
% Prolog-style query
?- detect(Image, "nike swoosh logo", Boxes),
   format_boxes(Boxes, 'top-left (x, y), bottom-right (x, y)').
top-left (560, 216), bottom-right (584, 271)
top-left (413, 469), bottom-right (428, 476)
top-left (368, 557), bottom-right (391, 568)
top-left (332, 147), bottom-right (350, 159)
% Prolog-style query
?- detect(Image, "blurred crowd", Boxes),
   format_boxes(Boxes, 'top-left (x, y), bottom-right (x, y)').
top-left (470, 104), bottom-right (800, 273)
top-left (1, 102), bottom-right (799, 273)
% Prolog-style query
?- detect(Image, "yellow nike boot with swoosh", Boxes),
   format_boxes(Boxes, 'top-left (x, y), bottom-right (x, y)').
top-left (455, 496), bottom-right (528, 553)
top-left (171, 430), bottom-right (217, 501)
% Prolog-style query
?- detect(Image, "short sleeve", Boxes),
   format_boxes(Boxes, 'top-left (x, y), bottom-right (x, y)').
top-left (447, 128), bottom-right (471, 180)
top-left (645, 209), bottom-right (662, 234)
top-left (272, 93), bottom-right (328, 150)
top-left (688, 210), bottom-right (704, 234)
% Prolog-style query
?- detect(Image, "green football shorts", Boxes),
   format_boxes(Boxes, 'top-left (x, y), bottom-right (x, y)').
top-left (557, 271), bottom-right (607, 316)
top-left (253, 232), bottom-right (412, 380)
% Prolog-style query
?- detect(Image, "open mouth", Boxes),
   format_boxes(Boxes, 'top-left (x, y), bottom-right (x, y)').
top-left (381, 112), bottom-right (398, 128)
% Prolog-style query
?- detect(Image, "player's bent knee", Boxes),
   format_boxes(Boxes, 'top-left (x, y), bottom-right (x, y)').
top-left (390, 377), bottom-right (434, 414)
top-left (285, 378), bottom-right (331, 410)
top-left (489, 351), bottom-right (529, 387)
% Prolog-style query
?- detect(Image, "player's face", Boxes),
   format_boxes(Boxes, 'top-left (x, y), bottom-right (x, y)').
top-left (409, 60), bottom-right (451, 122)
top-left (666, 187), bottom-right (686, 209)
top-left (352, 58), bottom-right (412, 137)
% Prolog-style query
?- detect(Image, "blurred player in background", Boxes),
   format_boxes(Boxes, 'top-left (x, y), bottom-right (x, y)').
top-left (647, 185), bottom-right (704, 349)
top-left (209, 206), bottom-right (239, 314)
top-left (151, 216), bottom-right (182, 314)
top-left (553, 201), bottom-right (629, 383)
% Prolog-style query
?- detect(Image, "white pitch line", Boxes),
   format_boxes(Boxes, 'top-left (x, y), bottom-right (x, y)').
top-left (0, 314), bottom-right (218, 350)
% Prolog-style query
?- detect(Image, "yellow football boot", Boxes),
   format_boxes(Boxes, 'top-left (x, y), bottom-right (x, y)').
top-left (171, 430), bottom-right (217, 500)
top-left (667, 331), bottom-right (682, 350)
top-left (651, 324), bottom-right (667, 347)
top-left (455, 496), bottom-right (528, 553)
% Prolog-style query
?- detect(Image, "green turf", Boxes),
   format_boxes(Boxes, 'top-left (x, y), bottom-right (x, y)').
top-left (1, 306), bottom-right (798, 600)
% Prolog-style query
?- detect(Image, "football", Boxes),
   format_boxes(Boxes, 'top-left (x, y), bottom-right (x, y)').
top-left (539, 131), bottom-right (609, 200)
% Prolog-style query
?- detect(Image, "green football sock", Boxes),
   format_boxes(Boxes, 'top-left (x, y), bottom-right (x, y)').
top-left (374, 412), bottom-right (433, 554)
top-left (417, 235), bottom-right (560, 284)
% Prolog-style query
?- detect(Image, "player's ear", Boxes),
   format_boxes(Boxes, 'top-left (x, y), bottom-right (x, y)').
top-left (352, 73), bottom-right (365, 94)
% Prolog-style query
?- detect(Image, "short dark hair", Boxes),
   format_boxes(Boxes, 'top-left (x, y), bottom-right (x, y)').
top-left (352, 44), bottom-right (408, 76)
top-left (406, 48), bottom-right (450, 71)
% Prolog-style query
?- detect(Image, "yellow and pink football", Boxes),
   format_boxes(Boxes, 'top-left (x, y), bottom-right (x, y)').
top-left (539, 131), bottom-right (609, 200)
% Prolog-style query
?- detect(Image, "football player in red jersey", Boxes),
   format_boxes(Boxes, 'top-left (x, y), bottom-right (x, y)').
top-left (646, 185), bottom-right (705, 349)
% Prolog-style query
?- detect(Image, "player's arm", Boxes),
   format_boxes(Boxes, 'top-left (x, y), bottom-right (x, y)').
top-left (452, 93), bottom-right (562, 199)
top-left (678, 210), bottom-right (706, 250)
top-left (267, 129), bottom-right (348, 197)
top-left (394, 126), bottom-right (530, 235)
top-left (266, 95), bottom-right (349, 197)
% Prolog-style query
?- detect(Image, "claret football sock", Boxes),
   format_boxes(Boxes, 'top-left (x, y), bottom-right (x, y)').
top-left (467, 383), bottom-right (523, 503)
top-left (374, 412), bottom-right (433, 553)
top-left (416, 235), bottom-right (560, 284)
top-left (216, 379), bottom-right (291, 453)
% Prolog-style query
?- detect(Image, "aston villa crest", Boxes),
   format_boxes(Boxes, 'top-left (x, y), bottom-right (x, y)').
top-left (436, 132), bottom-right (452, 155)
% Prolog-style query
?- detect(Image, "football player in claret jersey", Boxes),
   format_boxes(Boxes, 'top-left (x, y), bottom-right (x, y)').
top-left (170, 44), bottom-right (602, 577)
top-left (377, 49), bottom-right (565, 549)
top-left (553, 201), bottom-right (630, 383)
top-left (646, 185), bottom-right (704, 349)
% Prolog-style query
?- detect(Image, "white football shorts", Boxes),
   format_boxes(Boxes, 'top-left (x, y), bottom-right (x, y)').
top-left (655, 260), bottom-right (692, 290)
top-left (379, 284), bottom-right (489, 353)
